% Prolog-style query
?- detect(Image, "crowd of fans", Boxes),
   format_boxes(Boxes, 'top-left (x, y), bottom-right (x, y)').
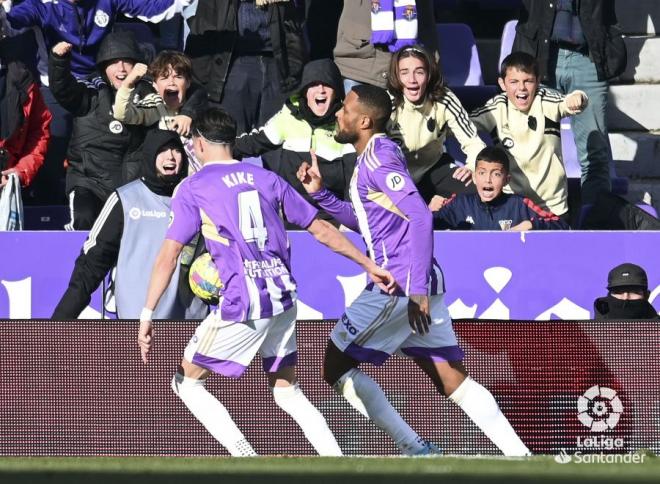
top-left (0, 0), bottom-right (658, 232)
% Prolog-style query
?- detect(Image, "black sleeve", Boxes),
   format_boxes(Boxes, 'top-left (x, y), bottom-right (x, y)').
top-left (51, 194), bottom-right (124, 319)
top-left (48, 51), bottom-right (94, 116)
top-left (233, 131), bottom-right (282, 159)
top-left (433, 195), bottom-right (463, 230)
top-left (179, 83), bottom-right (208, 119)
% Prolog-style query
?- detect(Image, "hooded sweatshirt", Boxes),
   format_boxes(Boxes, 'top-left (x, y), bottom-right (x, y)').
top-left (233, 58), bottom-right (356, 226)
top-left (51, 129), bottom-right (200, 320)
top-left (48, 31), bottom-right (147, 200)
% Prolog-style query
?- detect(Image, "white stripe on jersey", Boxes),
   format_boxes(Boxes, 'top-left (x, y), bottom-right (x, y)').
top-left (246, 276), bottom-right (262, 320)
top-left (363, 143), bottom-right (381, 172)
top-left (432, 264), bottom-right (445, 294)
top-left (83, 192), bottom-right (119, 253)
top-left (381, 241), bottom-right (388, 268)
top-left (281, 274), bottom-right (297, 294)
top-left (265, 278), bottom-right (285, 316)
top-left (350, 168), bottom-right (376, 263)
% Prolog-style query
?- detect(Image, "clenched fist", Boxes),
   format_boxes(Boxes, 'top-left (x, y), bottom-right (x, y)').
top-left (52, 41), bottom-right (73, 57)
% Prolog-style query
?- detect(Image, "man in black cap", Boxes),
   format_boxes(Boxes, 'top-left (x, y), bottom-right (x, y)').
top-left (594, 263), bottom-right (658, 320)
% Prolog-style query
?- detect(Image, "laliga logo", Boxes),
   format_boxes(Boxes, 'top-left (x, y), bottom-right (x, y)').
top-left (577, 385), bottom-right (623, 432)
top-left (129, 207), bottom-right (142, 220)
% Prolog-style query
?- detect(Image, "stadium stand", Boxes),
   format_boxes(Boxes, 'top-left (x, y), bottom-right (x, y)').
top-left (436, 23), bottom-right (484, 86)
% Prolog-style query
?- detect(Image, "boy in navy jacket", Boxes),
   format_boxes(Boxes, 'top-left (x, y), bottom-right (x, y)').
top-left (430, 146), bottom-right (569, 230)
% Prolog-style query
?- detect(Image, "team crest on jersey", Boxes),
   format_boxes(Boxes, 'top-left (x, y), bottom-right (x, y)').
top-left (404, 5), bottom-right (417, 21)
top-left (371, 1), bottom-right (381, 14)
top-left (502, 137), bottom-right (515, 149)
top-left (465, 215), bottom-right (475, 224)
top-left (109, 120), bottom-right (124, 134)
top-left (385, 172), bottom-right (406, 192)
top-left (499, 219), bottom-right (513, 231)
top-left (94, 10), bottom-right (110, 28)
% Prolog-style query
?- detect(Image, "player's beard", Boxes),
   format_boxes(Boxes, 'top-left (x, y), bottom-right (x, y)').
top-left (334, 124), bottom-right (359, 145)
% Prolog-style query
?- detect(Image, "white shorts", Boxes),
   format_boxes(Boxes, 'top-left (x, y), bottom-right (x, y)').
top-left (183, 305), bottom-right (298, 378)
top-left (330, 290), bottom-right (464, 365)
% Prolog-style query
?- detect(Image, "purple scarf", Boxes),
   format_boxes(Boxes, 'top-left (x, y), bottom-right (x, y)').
top-left (370, 0), bottom-right (418, 52)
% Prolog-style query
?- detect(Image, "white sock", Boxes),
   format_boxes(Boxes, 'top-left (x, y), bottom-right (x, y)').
top-left (334, 368), bottom-right (425, 455)
top-left (272, 384), bottom-right (343, 456)
top-left (171, 373), bottom-right (257, 456)
top-left (449, 376), bottom-right (530, 456)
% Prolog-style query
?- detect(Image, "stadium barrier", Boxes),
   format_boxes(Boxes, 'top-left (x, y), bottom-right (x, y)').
top-left (1, 319), bottom-right (657, 456)
top-left (1, 231), bottom-right (659, 320)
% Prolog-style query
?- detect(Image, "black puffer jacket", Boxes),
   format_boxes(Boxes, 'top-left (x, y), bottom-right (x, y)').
top-left (48, 32), bottom-right (146, 200)
top-left (512, 0), bottom-right (627, 81)
top-left (185, 0), bottom-right (306, 103)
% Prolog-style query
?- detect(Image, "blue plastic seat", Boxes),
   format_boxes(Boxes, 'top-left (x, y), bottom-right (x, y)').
top-left (498, 20), bottom-right (518, 71)
top-left (436, 23), bottom-right (484, 87)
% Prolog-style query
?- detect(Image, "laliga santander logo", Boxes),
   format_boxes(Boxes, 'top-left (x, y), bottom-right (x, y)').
top-left (577, 385), bottom-right (623, 432)
top-left (555, 385), bottom-right (624, 464)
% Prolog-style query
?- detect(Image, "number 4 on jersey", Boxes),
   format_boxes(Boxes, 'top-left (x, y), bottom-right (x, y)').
top-left (238, 190), bottom-right (268, 251)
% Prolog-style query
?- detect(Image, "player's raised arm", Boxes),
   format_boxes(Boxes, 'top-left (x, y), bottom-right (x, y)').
top-left (306, 218), bottom-right (395, 294)
top-left (298, 151), bottom-right (360, 231)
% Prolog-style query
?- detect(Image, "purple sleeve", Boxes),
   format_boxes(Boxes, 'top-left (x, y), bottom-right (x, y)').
top-left (278, 177), bottom-right (319, 229)
top-left (165, 180), bottom-right (201, 244)
top-left (115, 0), bottom-right (189, 22)
top-left (394, 192), bottom-right (433, 295)
top-left (6, 0), bottom-right (42, 29)
top-left (370, 160), bottom-right (432, 295)
top-left (368, 157), bottom-right (418, 205)
top-left (310, 188), bottom-right (360, 232)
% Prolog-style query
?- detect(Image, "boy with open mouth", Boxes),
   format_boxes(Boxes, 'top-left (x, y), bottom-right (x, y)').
top-left (470, 52), bottom-right (587, 224)
top-left (430, 146), bottom-right (569, 231)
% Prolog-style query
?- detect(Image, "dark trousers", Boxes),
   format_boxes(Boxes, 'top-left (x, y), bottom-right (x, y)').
top-left (417, 154), bottom-right (477, 203)
top-left (212, 55), bottom-right (287, 173)
top-left (66, 186), bottom-right (105, 231)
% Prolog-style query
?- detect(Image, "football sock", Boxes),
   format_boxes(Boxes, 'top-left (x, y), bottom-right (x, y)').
top-left (334, 368), bottom-right (426, 455)
top-left (171, 373), bottom-right (257, 456)
top-left (448, 376), bottom-right (531, 456)
top-left (272, 384), bottom-right (343, 456)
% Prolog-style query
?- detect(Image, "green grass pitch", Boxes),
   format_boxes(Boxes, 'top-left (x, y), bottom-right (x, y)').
top-left (0, 455), bottom-right (658, 484)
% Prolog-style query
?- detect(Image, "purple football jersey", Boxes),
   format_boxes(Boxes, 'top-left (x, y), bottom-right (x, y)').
top-left (166, 161), bottom-right (318, 322)
top-left (350, 135), bottom-right (444, 295)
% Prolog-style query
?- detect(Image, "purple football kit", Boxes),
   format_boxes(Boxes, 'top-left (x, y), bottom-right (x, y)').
top-left (166, 161), bottom-right (318, 377)
top-left (311, 134), bottom-right (465, 364)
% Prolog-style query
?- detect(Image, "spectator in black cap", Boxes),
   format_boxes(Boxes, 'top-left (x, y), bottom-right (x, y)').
top-left (594, 263), bottom-right (658, 320)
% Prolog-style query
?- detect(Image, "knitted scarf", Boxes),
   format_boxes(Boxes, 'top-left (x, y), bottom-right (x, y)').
top-left (370, 0), bottom-right (418, 52)
top-left (255, 0), bottom-right (289, 6)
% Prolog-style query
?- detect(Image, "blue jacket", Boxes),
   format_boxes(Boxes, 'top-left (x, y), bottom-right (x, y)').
top-left (434, 192), bottom-right (570, 231)
top-left (6, 0), bottom-right (191, 79)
